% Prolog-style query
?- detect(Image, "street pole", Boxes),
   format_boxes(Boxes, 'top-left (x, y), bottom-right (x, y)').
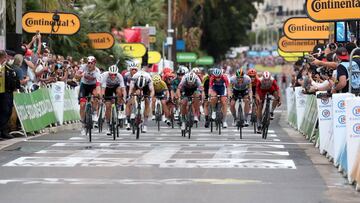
top-left (16, 0), bottom-right (23, 35)
top-left (167, 0), bottom-right (172, 61)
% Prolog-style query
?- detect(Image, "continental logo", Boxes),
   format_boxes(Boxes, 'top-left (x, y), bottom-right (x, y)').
top-left (311, 0), bottom-right (360, 13)
top-left (87, 32), bottom-right (115, 50)
top-left (22, 12), bottom-right (81, 35)
top-left (24, 18), bottom-right (76, 27)
top-left (281, 40), bottom-right (316, 47)
top-left (288, 24), bottom-right (329, 33)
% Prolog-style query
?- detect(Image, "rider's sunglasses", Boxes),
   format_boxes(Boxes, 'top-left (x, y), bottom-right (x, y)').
top-left (109, 73), bottom-right (117, 77)
top-left (131, 68), bottom-right (138, 71)
top-left (177, 74), bottom-right (184, 76)
top-left (87, 62), bottom-right (95, 65)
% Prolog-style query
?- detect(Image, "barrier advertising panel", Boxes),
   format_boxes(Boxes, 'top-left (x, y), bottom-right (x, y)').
top-left (316, 91), bottom-right (333, 154)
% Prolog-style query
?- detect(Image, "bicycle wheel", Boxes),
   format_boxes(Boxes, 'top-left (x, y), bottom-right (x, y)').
top-left (98, 104), bottom-right (103, 133)
top-left (188, 107), bottom-right (193, 139)
top-left (131, 119), bottom-right (135, 134)
top-left (238, 103), bottom-right (244, 139)
top-left (111, 106), bottom-right (116, 140)
top-left (216, 104), bottom-right (222, 135)
top-left (85, 104), bottom-right (92, 142)
top-left (156, 103), bottom-right (161, 131)
top-left (262, 125), bottom-right (269, 139)
top-left (136, 125), bottom-right (140, 139)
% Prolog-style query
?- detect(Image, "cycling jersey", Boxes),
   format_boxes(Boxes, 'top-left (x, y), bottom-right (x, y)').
top-left (153, 80), bottom-right (168, 93)
top-left (210, 75), bottom-right (229, 96)
top-left (130, 70), bottom-right (153, 91)
top-left (202, 74), bottom-right (210, 99)
top-left (256, 77), bottom-right (280, 99)
top-left (100, 72), bottom-right (125, 89)
top-left (79, 65), bottom-right (101, 85)
top-left (230, 75), bottom-right (251, 91)
top-left (171, 78), bottom-right (181, 91)
top-left (178, 73), bottom-right (202, 91)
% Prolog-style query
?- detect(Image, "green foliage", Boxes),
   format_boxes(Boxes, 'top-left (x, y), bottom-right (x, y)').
top-left (200, 0), bottom-right (261, 60)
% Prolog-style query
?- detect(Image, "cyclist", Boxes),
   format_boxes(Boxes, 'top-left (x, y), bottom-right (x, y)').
top-left (176, 72), bottom-right (202, 130)
top-left (100, 65), bottom-right (126, 135)
top-left (229, 68), bottom-right (252, 127)
top-left (75, 56), bottom-right (101, 135)
top-left (151, 74), bottom-right (171, 126)
top-left (247, 68), bottom-right (259, 95)
top-left (202, 69), bottom-right (211, 128)
top-left (209, 68), bottom-right (230, 128)
top-left (171, 66), bottom-right (188, 120)
top-left (124, 61), bottom-right (139, 128)
top-left (127, 69), bottom-right (154, 132)
top-left (256, 71), bottom-right (281, 133)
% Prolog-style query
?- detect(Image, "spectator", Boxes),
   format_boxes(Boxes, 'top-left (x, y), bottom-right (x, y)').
top-left (331, 47), bottom-right (353, 93)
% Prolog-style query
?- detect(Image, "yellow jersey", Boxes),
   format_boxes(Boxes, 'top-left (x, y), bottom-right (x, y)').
top-left (153, 80), bottom-right (168, 93)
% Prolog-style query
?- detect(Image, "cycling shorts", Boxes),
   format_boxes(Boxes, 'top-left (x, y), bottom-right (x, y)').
top-left (257, 86), bottom-right (277, 100)
top-left (232, 89), bottom-right (249, 100)
top-left (104, 85), bottom-right (120, 101)
top-left (134, 85), bottom-right (150, 96)
top-left (155, 90), bottom-right (166, 98)
top-left (211, 85), bottom-right (226, 96)
top-left (79, 83), bottom-right (96, 102)
top-left (181, 87), bottom-right (198, 98)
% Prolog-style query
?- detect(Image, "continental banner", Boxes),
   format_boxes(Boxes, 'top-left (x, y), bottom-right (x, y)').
top-left (278, 36), bottom-right (317, 52)
top-left (283, 17), bottom-right (330, 40)
top-left (306, 0), bottom-right (360, 22)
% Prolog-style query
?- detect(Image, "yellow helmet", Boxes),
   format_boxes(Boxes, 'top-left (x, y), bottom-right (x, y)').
top-left (152, 74), bottom-right (161, 84)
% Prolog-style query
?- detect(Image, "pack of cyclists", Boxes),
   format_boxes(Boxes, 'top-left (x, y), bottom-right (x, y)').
top-left (77, 56), bottom-right (281, 136)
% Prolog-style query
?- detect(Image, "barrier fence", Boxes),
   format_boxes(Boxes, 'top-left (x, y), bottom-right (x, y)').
top-left (286, 87), bottom-right (360, 191)
top-left (13, 82), bottom-right (80, 136)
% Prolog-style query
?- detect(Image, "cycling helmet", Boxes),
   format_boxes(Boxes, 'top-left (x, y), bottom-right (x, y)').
top-left (163, 67), bottom-right (173, 75)
top-left (177, 66), bottom-right (186, 75)
top-left (108, 65), bottom-right (118, 74)
top-left (212, 68), bottom-right (222, 77)
top-left (163, 72), bottom-right (175, 80)
top-left (186, 72), bottom-right (197, 83)
top-left (192, 67), bottom-right (200, 74)
top-left (247, 68), bottom-right (257, 77)
top-left (152, 74), bottom-right (162, 84)
top-left (236, 68), bottom-right (245, 78)
top-left (262, 71), bottom-right (271, 80)
top-left (127, 60), bottom-right (139, 70)
top-left (87, 56), bottom-right (96, 63)
top-left (136, 75), bottom-right (147, 89)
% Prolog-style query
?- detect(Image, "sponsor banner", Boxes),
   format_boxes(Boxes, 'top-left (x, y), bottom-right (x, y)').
top-left (295, 87), bottom-right (307, 130)
top-left (50, 82), bottom-right (65, 124)
top-left (87, 32), bottom-right (115, 49)
top-left (346, 97), bottom-right (360, 182)
top-left (148, 51), bottom-right (161, 64)
top-left (278, 49), bottom-right (307, 57)
top-left (278, 36), bottom-right (317, 52)
top-left (176, 52), bottom-right (197, 63)
top-left (283, 57), bottom-right (300, 62)
top-left (22, 11), bottom-right (80, 35)
top-left (63, 88), bottom-right (80, 122)
top-left (332, 93), bottom-right (354, 168)
top-left (316, 91), bottom-right (333, 154)
top-left (14, 88), bottom-right (57, 133)
top-left (306, 0), bottom-right (360, 22)
top-left (283, 17), bottom-right (330, 40)
top-left (195, 56), bottom-right (214, 65)
top-left (119, 43), bottom-right (146, 58)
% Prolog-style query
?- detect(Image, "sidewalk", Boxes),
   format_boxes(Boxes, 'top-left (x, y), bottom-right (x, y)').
top-left (0, 122), bottom-right (82, 151)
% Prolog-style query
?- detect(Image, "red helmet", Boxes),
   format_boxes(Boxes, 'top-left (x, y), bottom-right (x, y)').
top-left (163, 67), bottom-right (173, 75)
top-left (262, 71), bottom-right (271, 80)
top-left (163, 72), bottom-right (175, 81)
top-left (247, 68), bottom-right (257, 77)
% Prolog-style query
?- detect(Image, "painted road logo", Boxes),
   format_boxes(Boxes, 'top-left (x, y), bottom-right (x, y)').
top-left (306, 0), bottom-right (360, 21)
top-left (22, 12), bottom-right (80, 35)
top-left (353, 106), bottom-right (360, 116)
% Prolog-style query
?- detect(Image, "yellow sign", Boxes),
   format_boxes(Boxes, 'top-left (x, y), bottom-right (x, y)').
top-left (278, 36), bottom-right (317, 53)
top-left (283, 17), bottom-right (330, 40)
top-left (119, 43), bottom-right (146, 57)
top-left (306, 0), bottom-right (360, 22)
top-left (283, 57), bottom-right (300, 62)
top-left (22, 11), bottom-right (81, 35)
top-left (150, 36), bottom-right (156, 43)
top-left (277, 49), bottom-right (307, 58)
top-left (87, 32), bottom-right (115, 49)
top-left (148, 51), bottom-right (161, 64)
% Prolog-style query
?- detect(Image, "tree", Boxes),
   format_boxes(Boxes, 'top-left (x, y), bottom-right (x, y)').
top-left (200, 0), bottom-right (261, 60)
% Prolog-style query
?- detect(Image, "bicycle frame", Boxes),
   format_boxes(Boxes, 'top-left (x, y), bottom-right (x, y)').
top-left (261, 93), bottom-right (272, 139)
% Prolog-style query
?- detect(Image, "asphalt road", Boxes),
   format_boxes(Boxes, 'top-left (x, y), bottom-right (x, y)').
top-left (0, 110), bottom-right (359, 203)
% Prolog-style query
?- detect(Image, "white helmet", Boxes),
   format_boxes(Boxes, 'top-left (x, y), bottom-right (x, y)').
top-left (192, 67), bottom-right (200, 74)
top-left (262, 71), bottom-right (271, 80)
top-left (108, 65), bottom-right (118, 74)
top-left (127, 60), bottom-right (139, 70)
top-left (185, 72), bottom-right (197, 84)
top-left (136, 74), bottom-right (147, 89)
top-left (87, 56), bottom-right (96, 63)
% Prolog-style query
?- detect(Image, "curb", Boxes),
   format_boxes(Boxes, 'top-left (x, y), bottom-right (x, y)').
top-left (0, 122), bottom-right (82, 151)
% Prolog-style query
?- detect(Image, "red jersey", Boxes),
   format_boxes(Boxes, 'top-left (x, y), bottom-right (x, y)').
top-left (209, 75), bottom-right (229, 88)
top-left (256, 78), bottom-right (280, 99)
